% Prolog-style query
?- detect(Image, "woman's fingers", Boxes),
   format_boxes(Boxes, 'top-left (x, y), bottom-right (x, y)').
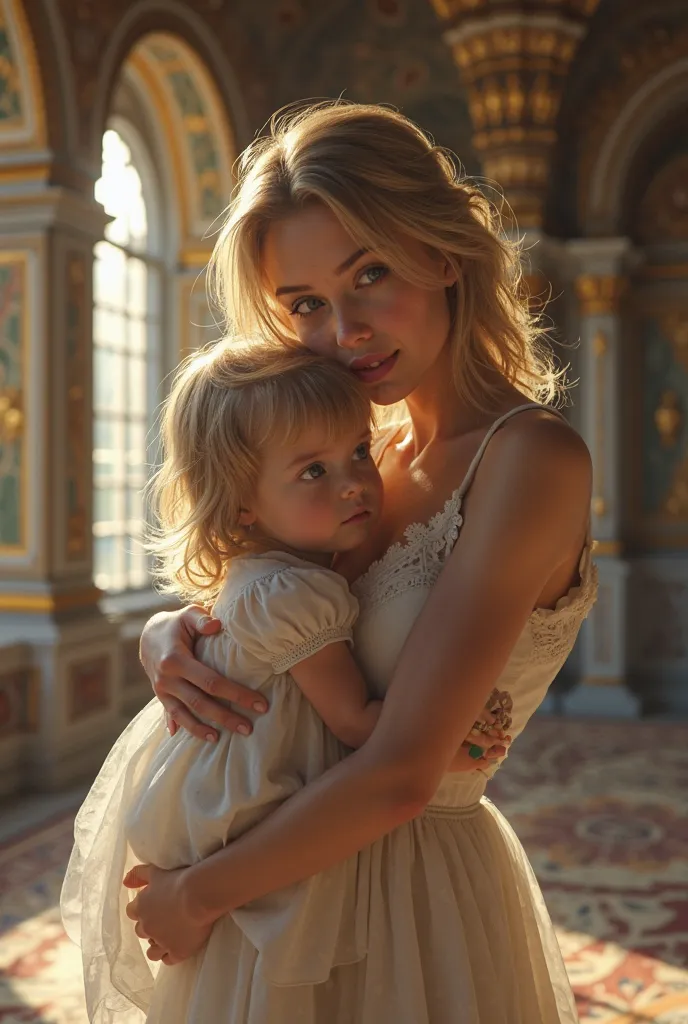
top-left (448, 745), bottom-right (494, 771)
top-left (156, 674), bottom-right (266, 739)
top-left (158, 648), bottom-right (268, 716)
top-left (461, 739), bottom-right (505, 761)
top-left (465, 726), bottom-right (511, 749)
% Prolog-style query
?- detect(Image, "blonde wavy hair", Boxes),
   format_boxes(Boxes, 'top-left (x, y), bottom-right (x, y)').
top-left (210, 100), bottom-right (562, 414)
top-left (148, 339), bottom-right (373, 603)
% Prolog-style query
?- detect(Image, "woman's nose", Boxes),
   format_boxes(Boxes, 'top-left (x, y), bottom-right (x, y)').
top-left (334, 306), bottom-right (373, 350)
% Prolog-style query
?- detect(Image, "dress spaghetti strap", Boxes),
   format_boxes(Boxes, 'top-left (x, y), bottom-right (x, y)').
top-left (456, 403), bottom-right (567, 502)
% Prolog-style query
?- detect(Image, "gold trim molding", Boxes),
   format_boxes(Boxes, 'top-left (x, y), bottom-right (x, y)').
top-left (179, 246), bottom-right (213, 269)
top-left (593, 539), bottom-right (623, 556)
top-left (0, 585), bottom-right (102, 613)
top-left (581, 675), bottom-right (623, 687)
top-left (431, 0), bottom-right (601, 18)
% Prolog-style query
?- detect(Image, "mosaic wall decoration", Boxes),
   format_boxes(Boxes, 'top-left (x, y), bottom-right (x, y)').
top-left (65, 253), bottom-right (88, 561)
top-left (0, 4), bottom-right (22, 125)
top-left (144, 39), bottom-right (227, 227)
top-left (0, 253), bottom-right (25, 553)
top-left (641, 315), bottom-right (688, 522)
top-left (0, 0), bottom-right (46, 149)
top-left (68, 655), bottom-right (110, 722)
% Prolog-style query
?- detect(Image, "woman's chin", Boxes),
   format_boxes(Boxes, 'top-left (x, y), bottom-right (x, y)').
top-left (367, 379), bottom-right (412, 407)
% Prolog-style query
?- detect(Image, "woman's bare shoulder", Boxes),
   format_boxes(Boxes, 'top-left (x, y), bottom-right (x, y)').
top-left (492, 407), bottom-right (591, 476)
top-left (463, 408), bottom-right (592, 537)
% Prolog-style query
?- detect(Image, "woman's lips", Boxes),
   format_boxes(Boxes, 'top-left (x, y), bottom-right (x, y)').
top-left (349, 351), bottom-right (399, 384)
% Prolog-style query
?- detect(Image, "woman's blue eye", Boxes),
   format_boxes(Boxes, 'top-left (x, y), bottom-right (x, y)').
top-left (358, 265), bottom-right (388, 286)
top-left (353, 442), bottom-right (370, 461)
top-left (290, 296), bottom-right (325, 318)
top-left (300, 462), bottom-right (326, 481)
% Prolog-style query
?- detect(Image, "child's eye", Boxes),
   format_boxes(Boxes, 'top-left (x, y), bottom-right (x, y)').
top-left (358, 265), bottom-right (388, 287)
top-left (353, 442), bottom-right (370, 461)
top-left (290, 296), bottom-right (325, 318)
top-left (300, 462), bottom-right (326, 481)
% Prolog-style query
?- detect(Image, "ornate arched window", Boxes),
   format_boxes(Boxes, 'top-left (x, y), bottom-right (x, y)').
top-left (92, 126), bottom-right (163, 593)
top-left (92, 32), bottom-right (236, 597)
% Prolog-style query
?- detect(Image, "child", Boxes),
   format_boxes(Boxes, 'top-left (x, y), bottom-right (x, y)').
top-left (61, 340), bottom-right (505, 1024)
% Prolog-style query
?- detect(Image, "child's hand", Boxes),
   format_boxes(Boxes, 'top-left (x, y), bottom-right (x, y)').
top-left (468, 709), bottom-right (511, 744)
top-left (451, 709), bottom-right (513, 770)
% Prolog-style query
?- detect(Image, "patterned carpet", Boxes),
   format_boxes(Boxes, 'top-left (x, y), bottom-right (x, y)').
top-left (0, 717), bottom-right (687, 1023)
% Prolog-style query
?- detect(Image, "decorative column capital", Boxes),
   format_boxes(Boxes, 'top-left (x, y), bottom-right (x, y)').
top-left (429, 0), bottom-right (601, 227)
top-left (574, 275), bottom-right (628, 316)
top-left (566, 237), bottom-right (643, 313)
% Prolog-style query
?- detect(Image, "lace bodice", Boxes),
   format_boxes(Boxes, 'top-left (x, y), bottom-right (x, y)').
top-left (352, 483), bottom-right (598, 667)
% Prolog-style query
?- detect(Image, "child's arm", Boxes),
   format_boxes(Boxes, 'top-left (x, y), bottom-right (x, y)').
top-left (289, 642), bottom-right (382, 749)
top-left (291, 643), bottom-right (510, 760)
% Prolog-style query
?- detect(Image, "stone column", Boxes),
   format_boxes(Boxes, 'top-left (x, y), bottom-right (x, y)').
top-left (429, 0), bottom-right (601, 229)
top-left (0, 185), bottom-right (122, 790)
top-left (560, 237), bottom-right (641, 716)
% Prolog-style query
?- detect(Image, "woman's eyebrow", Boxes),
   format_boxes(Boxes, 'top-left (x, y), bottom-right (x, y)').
top-left (274, 249), bottom-right (369, 297)
top-left (335, 248), bottom-right (368, 275)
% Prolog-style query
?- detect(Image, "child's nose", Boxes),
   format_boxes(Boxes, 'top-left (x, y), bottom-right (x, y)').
top-left (341, 476), bottom-right (364, 499)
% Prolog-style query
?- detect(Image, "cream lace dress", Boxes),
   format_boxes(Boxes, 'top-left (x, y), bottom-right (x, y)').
top-left (63, 403), bottom-right (598, 1024)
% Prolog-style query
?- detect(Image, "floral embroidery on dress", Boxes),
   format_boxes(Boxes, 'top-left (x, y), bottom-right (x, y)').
top-left (486, 688), bottom-right (514, 733)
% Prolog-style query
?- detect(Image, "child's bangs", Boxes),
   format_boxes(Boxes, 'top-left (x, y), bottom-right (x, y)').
top-left (253, 364), bottom-right (374, 451)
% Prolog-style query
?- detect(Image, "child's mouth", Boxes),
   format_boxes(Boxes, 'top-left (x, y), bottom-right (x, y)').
top-left (342, 509), bottom-right (372, 525)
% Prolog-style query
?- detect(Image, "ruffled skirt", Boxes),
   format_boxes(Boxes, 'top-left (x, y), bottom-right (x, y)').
top-left (62, 704), bottom-right (577, 1024)
top-left (142, 799), bottom-right (577, 1024)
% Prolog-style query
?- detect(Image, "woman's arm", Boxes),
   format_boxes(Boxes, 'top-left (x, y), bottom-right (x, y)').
top-left (128, 417), bottom-right (591, 940)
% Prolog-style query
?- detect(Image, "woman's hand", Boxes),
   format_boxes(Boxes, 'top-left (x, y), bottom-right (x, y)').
top-left (140, 606), bottom-right (269, 741)
top-left (123, 863), bottom-right (214, 965)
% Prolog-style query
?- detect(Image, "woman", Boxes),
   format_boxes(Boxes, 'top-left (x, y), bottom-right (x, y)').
top-left (128, 101), bottom-right (597, 1023)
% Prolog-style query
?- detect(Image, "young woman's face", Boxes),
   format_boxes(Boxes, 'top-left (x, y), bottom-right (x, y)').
top-left (263, 203), bottom-right (457, 406)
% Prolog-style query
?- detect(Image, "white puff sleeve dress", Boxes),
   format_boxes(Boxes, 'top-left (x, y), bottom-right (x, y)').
top-left (61, 552), bottom-right (370, 1024)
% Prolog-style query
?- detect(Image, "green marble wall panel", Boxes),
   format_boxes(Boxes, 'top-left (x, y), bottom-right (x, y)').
top-left (636, 310), bottom-right (688, 537)
top-left (0, 254), bottom-right (25, 553)
top-left (0, 9), bottom-right (22, 123)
